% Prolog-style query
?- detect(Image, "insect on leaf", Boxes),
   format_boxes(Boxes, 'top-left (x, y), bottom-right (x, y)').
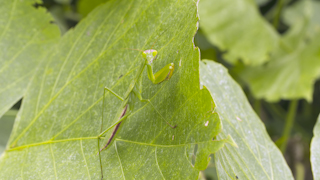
top-left (0, 0), bottom-right (232, 179)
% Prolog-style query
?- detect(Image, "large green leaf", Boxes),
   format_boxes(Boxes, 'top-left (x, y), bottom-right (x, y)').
top-left (311, 114), bottom-right (320, 179)
top-left (0, 0), bottom-right (60, 118)
top-left (0, 0), bottom-right (233, 179)
top-left (198, 0), bottom-right (279, 65)
top-left (241, 0), bottom-right (320, 102)
top-left (200, 60), bottom-right (293, 179)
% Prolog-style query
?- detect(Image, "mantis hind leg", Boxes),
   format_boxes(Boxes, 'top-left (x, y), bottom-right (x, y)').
top-left (99, 104), bottom-right (130, 138)
top-left (97, 104), bottom-right (131, 179)
top-left (97, 137), bottom-right (103, 180)
top-left (101, 86), bottom-right (124, 132)
top-left (98, 86), bottom-right (125, 180)
top-left (104, 86), bottom-right (124, 101)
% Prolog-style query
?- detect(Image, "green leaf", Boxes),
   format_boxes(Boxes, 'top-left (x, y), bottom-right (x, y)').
top-left (311, 114), bottom-right (320, 179)
top-left (198, 0), bottom-right (279, 65)
top-left (0, 0), bottom-right (60, 118)
top-left (0, 0), bottom-right (231, 179)
top-left (200, 60), bottom-right (293, 179)
top-left (240, 0), bottom-right (320, 102)
top-left (77, 0), bottom-right (109, 18)
top-left (283, 0), bottom-right (320, 38)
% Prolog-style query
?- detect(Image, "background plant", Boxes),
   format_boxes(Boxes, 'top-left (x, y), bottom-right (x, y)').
top-left (0, 0), bottom-right (319, 179)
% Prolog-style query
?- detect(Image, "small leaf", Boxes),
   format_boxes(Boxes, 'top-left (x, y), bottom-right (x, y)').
top-left (199, 0), bottom-right (279, 65)
top-left (200, 60), bottom-right (293, 179)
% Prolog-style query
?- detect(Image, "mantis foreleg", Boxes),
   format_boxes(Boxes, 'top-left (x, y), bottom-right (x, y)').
top-left (142, 49), bottom-right (175, 84)
top-left (147, 63), bottom-right (174, 84)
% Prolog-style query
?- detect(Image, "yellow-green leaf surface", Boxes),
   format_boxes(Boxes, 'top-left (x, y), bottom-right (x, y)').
top-left (200, 60), bottom-right (293, 179)
top-left (311, 114), bottom-right (320, 179)
top-left (0, 0), bottom-right (60, 118)
top-left (199, 0), bottom-right (279, 66)
top-left (77, 0), bottom-right (109, 18)
top-left (0, 0), bottom-right (230, 179)
top-left (241, 0), bottom-right (320, 102)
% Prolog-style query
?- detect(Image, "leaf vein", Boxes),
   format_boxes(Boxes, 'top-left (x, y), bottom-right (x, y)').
top-left (155, 147), bottom-right (165, 179)
top-left (115, 141), bottom-right (126, 180)
top-left (220, 143), bottom-right (252, 180)
top-left (80, 139), bottom-right (91, 180)
top-left (50, 144), bottom-right (58, 180)
top-left (0, 32), bottom-right (38, 74)
top-left (0, 0), bottom-right (17, 42)
top-left (0, 70), bottom-right (33, 94)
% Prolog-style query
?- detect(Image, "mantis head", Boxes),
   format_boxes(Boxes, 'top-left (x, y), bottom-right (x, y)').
top-left (142, 49), bottom-right (157, 64)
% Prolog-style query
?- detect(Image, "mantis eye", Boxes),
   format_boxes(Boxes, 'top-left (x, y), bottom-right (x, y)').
top-left (142, 52), bottom-right (147, 58)
top-left (152, 50), bottom-right (157, 57)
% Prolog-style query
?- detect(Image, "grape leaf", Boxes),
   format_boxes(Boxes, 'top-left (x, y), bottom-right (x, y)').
top-left (0, 0), bottom-right (233, 179)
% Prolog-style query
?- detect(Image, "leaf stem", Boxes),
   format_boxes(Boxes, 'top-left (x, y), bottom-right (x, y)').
top-left (263, 103), bottom-right (312, 142)
top-left (273, 0), bottom-right (285, 29)
top-left (280, 100), bottom-right (298, 153)
top-left (264, 102), bottom-right (311, 141)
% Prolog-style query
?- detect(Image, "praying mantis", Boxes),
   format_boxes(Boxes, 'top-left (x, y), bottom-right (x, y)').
top-left (97, 44), bottom-right (177, 179)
